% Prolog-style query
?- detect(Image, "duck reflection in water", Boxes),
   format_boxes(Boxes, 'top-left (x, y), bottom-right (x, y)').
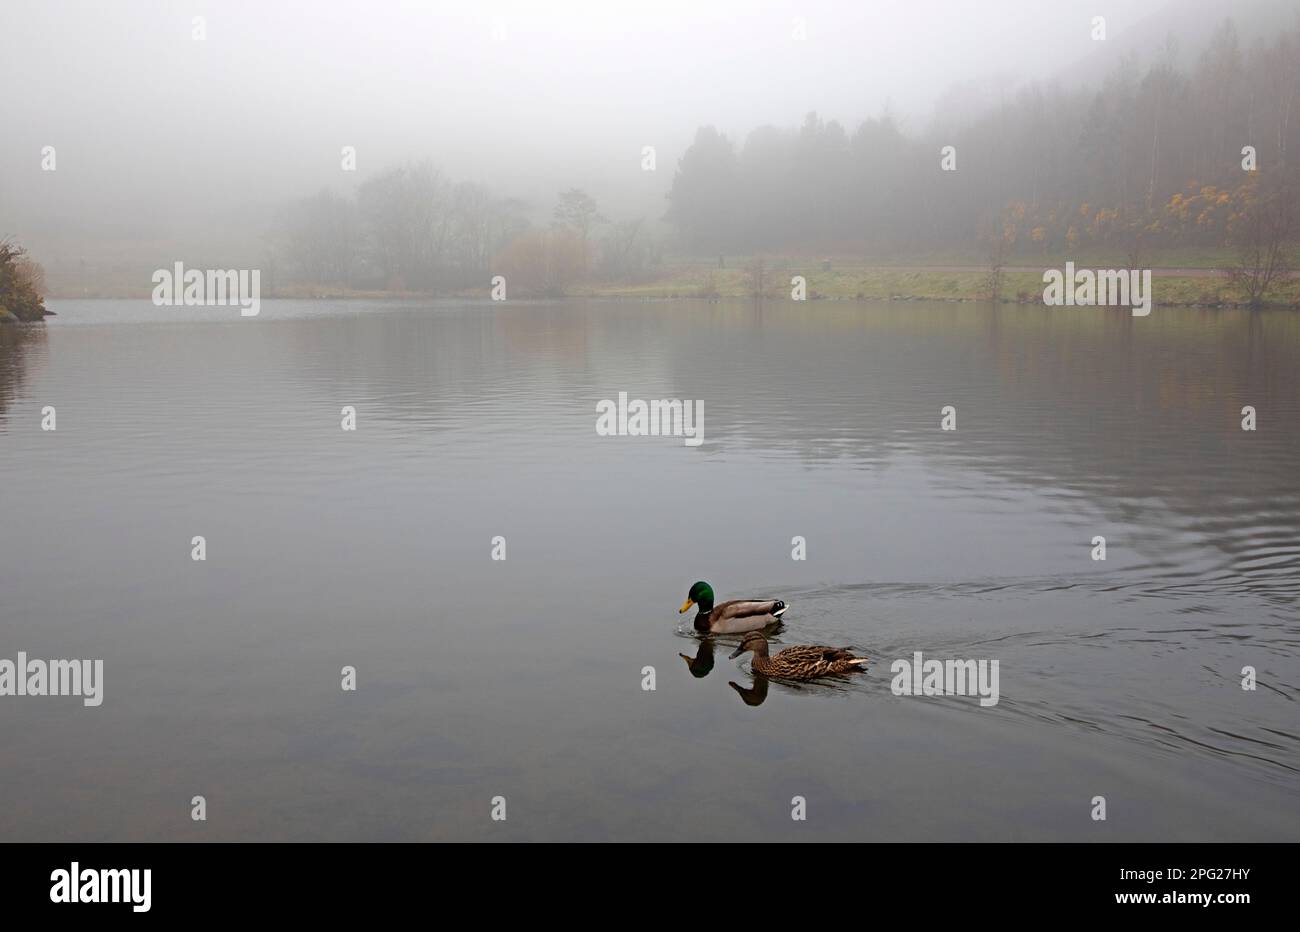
top-left (678, 639), bottom-right (715, 678)
top-left (727, 673), bottom-right (770, 706)
top-left (678, 639), bottom-right (774, 706)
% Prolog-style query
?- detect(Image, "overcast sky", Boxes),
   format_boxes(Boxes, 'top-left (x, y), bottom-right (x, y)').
top-left (0, 0), bottom-right (1275, 250)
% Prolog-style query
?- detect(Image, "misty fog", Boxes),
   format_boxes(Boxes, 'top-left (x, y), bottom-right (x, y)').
top-left (5, 0), bottom-right (1277, 282)
top-left (4, 0), bottom-right (1300, 855)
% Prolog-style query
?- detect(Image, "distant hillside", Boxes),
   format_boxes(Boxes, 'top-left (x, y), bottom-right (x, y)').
top-left (1055, 0), bottom-right (1300, 85)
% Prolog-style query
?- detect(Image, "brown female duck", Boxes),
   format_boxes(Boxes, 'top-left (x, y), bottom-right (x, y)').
top-left (728, 632), bottom-right (868, 680)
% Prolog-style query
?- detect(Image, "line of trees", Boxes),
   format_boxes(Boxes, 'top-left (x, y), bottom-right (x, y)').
top-left (271, 163), bottom-right (660, 295)
top-left (270, 161), bottom-right (530, 291)
top-left (267, 17), bottom-right (1297, 303)
top-left (665, 18), bottom-right (1300, 267)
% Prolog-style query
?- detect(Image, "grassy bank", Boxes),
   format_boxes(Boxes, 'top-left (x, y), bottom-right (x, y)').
top-left (564, 253), bottom-right (1300, 308)
top-left (44, 249), bottom-right (1300, 308)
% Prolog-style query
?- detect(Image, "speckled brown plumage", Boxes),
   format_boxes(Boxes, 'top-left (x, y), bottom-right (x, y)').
top-left (729, 632), bottom-right (868, 680)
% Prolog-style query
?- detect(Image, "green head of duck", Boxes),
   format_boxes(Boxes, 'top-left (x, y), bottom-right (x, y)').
top-left (679, 580), bottom-right (715, 615)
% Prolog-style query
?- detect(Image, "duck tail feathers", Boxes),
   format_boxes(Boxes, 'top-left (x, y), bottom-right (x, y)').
top-left (771, 601), bottom-right (788, 616)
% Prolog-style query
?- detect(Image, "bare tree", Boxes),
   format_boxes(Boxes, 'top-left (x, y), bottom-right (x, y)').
top-left (358, 161), bottom-right (450, 290)
top-left (979, 218), bottom-right (1012, 303)
top-left (553, 189), bottom-right (605, 243)
top-left (276, 189), bottom-right (360, 286)
top-left (1225, 184), bottom-right (1296, 307)
top-left (598, 218), bottom-right (654, 279)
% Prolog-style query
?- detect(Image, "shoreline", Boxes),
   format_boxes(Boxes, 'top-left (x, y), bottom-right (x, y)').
top-left (40, 259), bottom-right (1300, 310)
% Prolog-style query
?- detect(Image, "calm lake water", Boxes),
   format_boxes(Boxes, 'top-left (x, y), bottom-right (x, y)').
top-left (1, 298), bottom-right (1297, 841)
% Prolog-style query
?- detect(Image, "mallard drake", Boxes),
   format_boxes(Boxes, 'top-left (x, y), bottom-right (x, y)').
top-left (678, 580), bottom-right (787, 634)
top-left (728, 632), bottom-right (867, 680)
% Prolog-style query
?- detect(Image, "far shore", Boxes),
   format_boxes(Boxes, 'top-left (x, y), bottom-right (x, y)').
top-left (42, 255), bottom-right (1300, 310)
